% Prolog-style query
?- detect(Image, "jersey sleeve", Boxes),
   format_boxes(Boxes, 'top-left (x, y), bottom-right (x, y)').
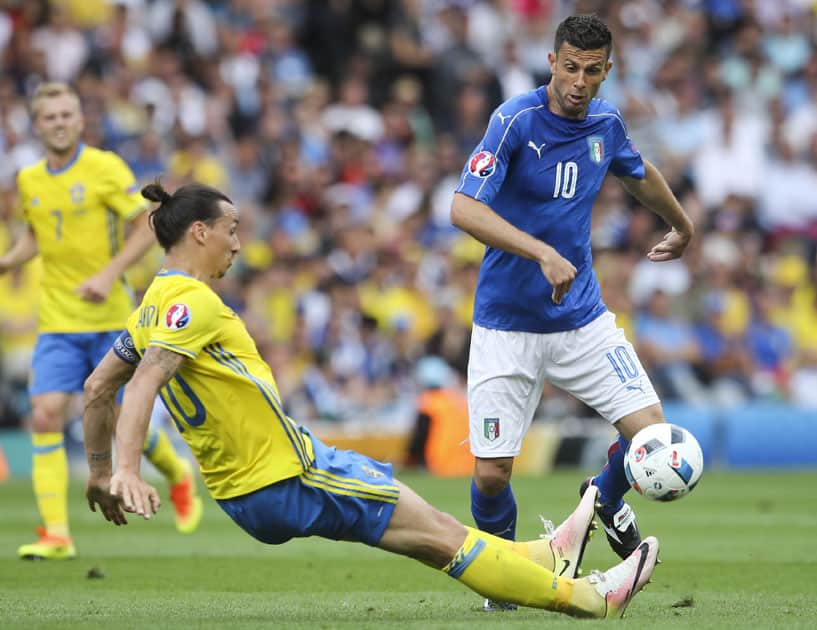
top-left (608, 111), bottom-right (645, 179)
top-left (100, 152), bottom-right (147, 220)
top-left (455, 107), bottom-right (522, 205)
top-left (150, 285), bottom-right (222, 359)
top-left (16, 171), bottom-right (33, 225)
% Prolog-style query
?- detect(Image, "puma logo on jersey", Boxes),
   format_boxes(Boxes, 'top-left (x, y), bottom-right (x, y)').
top-left (626, 380), bottom-right (645, 394)
top-left (497, 111), bottom-right (510, 124)
top-left (528, 140), bottom-right (546, 159)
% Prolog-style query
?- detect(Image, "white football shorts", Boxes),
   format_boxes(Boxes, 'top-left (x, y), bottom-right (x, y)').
top-left (468, 311), bottom-right (660, 457)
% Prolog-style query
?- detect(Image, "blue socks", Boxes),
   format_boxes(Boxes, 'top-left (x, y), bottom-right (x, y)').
top-left (593, 435), bottom-right (631, 515)
top-left (470, 479), bottom-right (517, 540)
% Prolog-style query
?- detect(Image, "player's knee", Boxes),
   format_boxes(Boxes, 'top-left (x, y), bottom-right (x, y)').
top-left (617, 404), bottom-right (665, 440)
top-left (83, 371), bottom-right (103, 402)
top-left (30, 400), bottom-right (65, 433)
top-left (425, 509), bottom-right (468, 566)
top-left (433, 508), bottom-right (464, 535)
top-left (474, 459), bottom-right (512, 496)
top-left (645, 405), bottom-right (665, 424)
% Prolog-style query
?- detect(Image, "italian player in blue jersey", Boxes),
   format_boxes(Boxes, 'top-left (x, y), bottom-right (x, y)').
top-left (451, 15), bottom-right (694, 610)
top-left (0, 82), bottom-right (202, 560)
top-left (81, 181), bottom-right (659, 618)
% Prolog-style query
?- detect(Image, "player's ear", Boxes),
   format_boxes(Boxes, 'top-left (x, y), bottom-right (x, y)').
top-left (190, 221), bottom-right (208, 245)
top-left (548, 51), bottom-right (557, 74)
top-left (602, 59), bottom-right (613, 81)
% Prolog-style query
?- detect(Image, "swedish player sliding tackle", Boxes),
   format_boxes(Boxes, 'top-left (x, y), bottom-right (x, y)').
top-left (83, 181), bottom-right (658, 618)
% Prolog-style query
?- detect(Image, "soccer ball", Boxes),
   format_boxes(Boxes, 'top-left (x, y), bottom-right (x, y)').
top-left (624, 423), bottom-right (703, 502)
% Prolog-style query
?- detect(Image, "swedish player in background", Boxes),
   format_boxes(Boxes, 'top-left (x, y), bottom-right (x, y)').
top-left (82, 181), bottom-right (659, 619)
top-left (0, 82), bottom-right (202, 560)
top-left (450, 15), bottom-right (695, 610)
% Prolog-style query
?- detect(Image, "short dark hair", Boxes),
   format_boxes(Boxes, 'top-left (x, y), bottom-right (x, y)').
top-left (142, 181), bottom-right (233, 251)
top-left (554, 15), bottom-right (612, 57)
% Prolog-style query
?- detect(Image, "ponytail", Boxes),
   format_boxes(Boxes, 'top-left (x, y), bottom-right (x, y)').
top-left (142, 181), bottom-right (172, 204)
top-left (141, 179), bottom-right (232, 251)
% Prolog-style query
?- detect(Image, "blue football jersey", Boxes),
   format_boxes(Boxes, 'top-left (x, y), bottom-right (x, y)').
top-left (456, 86), bottom-right (645, 333)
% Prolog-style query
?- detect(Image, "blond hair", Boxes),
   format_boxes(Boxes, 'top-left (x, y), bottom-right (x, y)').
top-left (30, 82), bottom-right (80, 118)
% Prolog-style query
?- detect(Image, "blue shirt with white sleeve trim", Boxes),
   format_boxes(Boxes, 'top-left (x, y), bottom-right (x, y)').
top-left (456, 86), bottom-right (644, 333)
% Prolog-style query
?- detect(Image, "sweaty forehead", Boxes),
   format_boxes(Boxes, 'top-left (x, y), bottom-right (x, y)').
top-left (219, 202), bottom-right (239, 222)
top-left (556, 44), bottom-right (609, 66)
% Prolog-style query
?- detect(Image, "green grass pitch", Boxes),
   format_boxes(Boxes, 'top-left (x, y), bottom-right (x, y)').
top-left (1, 470), bottom-right (815, 629)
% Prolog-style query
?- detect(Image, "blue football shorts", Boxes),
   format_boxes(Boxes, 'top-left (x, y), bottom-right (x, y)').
top-left (30, 330), bottom-right (125, 401)
top-left (217, 433), bottom-right (400, 547)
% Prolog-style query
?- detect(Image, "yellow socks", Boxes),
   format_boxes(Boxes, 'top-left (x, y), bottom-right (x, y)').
top-left (465, 528), bottom-right (556, 570)
top-left (442, 527), bottom-right (605, 617)
top-left (32, 432), bottom-right (69, 539)
top-left (442, 527), bottom-right (572, 611)
top-left (143, 427), bottom-right (187, 485)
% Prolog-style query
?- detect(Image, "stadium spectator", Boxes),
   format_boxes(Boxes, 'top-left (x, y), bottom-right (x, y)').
top-left (789, 285), bottom-right (817, 408)
top-left (30, 3), bottom-right (88, 83)
top-left (692, 292), bottom-right (752, 407)
top-left (405, 356), bottom-right (472, 477)
top-left (122, 129), bottom-right (167, 183)
top-left (635, 288), bottom-right (707, 404)
top-left (744, 285), bottom-right (795, 398)
top-left (691, 92), bottom-right (767, 209)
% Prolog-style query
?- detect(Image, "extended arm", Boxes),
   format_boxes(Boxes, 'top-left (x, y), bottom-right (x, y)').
top-left (618, 159), bottom-right (695, 261)
top-left (111, 345), bottom-right (186, 519)
top-left (83, 349), bottom-right (136, 525)
top-left (0, 226), bottom-right (38, 273)
top-left (77, 210), bottom-right (156, 302)
top-left (450, 192), bottom-right (577, 304)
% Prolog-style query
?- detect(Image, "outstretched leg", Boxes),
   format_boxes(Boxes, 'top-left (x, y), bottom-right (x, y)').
top-left (586, 405), bottom-right (663, 558)
top-left (473, 484), bottom-right (599, 579)
top-left (378, 479), bottom-right (658, 618)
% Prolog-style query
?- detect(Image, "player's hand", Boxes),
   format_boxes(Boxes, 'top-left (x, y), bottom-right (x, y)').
top-left (647, 228), bottom-right (691, 262)
top-left (86, 476), bottom-right (129, 526)
top-left (539, 246), bottom-right (576, 305)
top-left (76, 271), bottom-right (115, 303)
top-left (109, 470), bottom-right (161, 520)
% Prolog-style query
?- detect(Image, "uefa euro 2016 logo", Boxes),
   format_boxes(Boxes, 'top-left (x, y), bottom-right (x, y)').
top-left (165, 303), bottom-right (191, 330)
top-left (469, 151), bottom-right (496, 178)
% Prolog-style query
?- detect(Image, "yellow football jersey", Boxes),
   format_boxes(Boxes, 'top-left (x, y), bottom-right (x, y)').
top-left (128, 271), bottom-right (315, 499)
top-left (17, 144), bottom-right (146, 333)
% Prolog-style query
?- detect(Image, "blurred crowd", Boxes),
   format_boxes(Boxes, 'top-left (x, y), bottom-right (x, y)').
top-left (2, 0), bottom-right (817, 432)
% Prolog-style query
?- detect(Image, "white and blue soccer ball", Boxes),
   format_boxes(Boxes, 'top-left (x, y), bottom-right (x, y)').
top-left (624, 423), bottom-right (704, 502)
